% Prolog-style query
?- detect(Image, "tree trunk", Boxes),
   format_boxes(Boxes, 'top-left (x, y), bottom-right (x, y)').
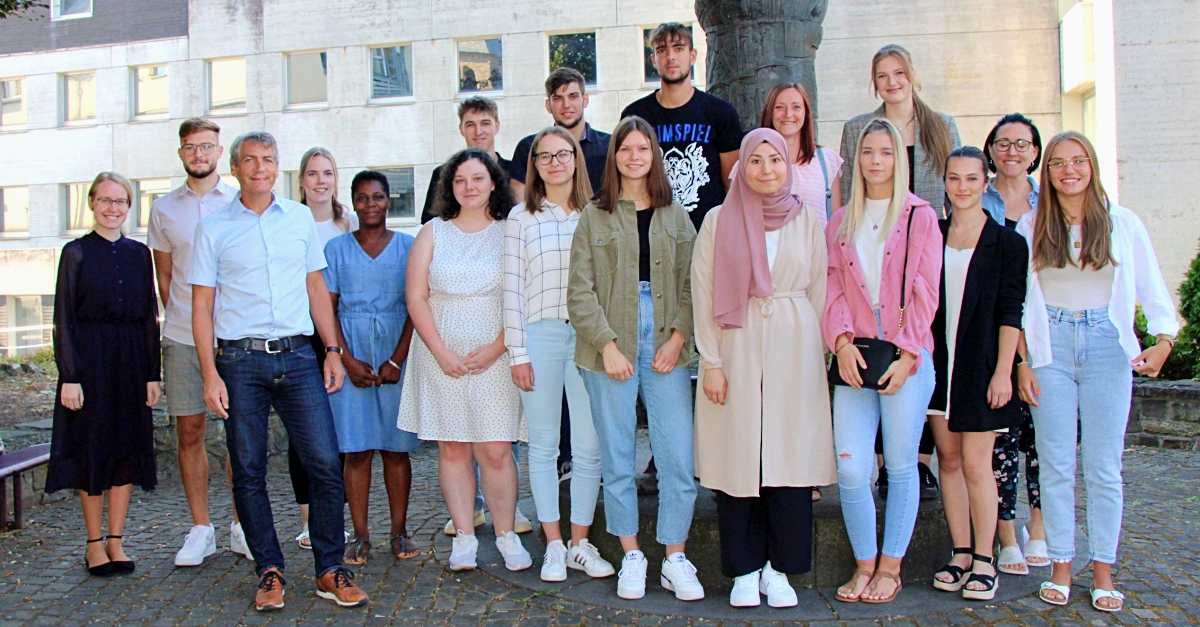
top-left (695, 0), bottom-right (828, 132)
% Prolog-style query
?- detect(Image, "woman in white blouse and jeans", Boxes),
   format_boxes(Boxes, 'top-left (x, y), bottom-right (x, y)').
top-left (1017, 131), bottom-right (1177, 613)
top-left (504, 127), bottom-right (614, 583)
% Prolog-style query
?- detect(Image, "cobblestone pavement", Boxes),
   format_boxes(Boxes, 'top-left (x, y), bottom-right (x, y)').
top-left (0, 444), bottom-right (1197, 626)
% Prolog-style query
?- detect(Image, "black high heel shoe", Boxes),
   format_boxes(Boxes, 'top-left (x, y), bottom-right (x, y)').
top-left (84, 538), bottom-right (117, 577)
top-left (106, 535), bottom-right (136, 574)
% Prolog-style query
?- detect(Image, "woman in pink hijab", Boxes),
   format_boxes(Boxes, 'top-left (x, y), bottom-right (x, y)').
top-left (692, 128), bottom-right (836, 608)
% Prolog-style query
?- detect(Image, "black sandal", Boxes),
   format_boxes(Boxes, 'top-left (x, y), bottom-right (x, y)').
top-left (106, 535), bottom-right (136, 574)
top-left (932, 547), bottom-right (973, 592)
top-left (962, 554), bottom-right (998, 601)
top-left (84, 538), bottom-right (116, 577)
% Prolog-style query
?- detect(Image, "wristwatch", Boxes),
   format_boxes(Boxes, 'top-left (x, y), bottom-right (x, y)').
top-left (325, 346), bottom-right (344, 355)
top-left (1155, 334), bottom-right (1176, 349)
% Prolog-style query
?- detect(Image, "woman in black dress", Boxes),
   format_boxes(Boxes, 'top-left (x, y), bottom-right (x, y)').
top-left (48, 172), bottom-right (162, 577)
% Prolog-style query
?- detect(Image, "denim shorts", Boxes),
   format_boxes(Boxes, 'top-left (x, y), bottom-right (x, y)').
top-left (162, 337), bottom-right (208, 417)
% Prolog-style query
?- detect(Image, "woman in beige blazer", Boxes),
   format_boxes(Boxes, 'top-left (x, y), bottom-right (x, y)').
top-left (692, 128), bottom-right (836, 609)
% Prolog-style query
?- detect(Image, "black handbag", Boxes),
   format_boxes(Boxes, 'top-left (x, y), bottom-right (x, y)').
top-left (828, 209), bottom-right (914, 390)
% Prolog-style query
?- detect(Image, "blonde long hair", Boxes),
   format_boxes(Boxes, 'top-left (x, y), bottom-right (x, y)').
top-left (871, 44), bottom-right (954, 177)
top-left (1032, 131), bottom-right (1116, 272)
top-left (298, 147), bottom-right (350, 231)
top-left (523, 126), bottom-right (592, 212)
top-left (838, 118), bottom-right (910, 242)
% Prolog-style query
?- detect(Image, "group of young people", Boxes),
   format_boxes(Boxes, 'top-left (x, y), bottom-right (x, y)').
top-left (44, 23), bottom-right (1179, 615)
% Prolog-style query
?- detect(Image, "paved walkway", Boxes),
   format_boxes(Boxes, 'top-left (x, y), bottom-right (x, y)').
top-left (0, 444), bottom-right (1197, 626)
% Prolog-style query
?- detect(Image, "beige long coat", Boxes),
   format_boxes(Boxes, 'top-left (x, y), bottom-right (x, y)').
top-left (692, 205), bottom-right (837, 498)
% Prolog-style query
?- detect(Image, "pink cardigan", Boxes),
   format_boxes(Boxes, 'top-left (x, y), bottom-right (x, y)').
top-left (822, 193), bottom-right (943, 373)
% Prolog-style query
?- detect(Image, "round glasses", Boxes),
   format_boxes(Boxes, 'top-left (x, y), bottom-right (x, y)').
top-left (534, 149), bottom-right (575, 166)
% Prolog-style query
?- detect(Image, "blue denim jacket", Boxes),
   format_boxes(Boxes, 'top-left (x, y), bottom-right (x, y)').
top-left (981, 175), bottom-right (1040, 225)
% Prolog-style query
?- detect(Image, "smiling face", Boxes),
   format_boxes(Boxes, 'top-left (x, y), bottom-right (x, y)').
top-left (771, 87), bottom-right (807, 141)
top-left (615, 130), bottom-right (653, 181)
top-left (945, 156), bottom-right (988, 212)
top-left (873, 54), bottom-right (913, 106)
top-left (744, 141), bottom-right (788, 195)
top-left (459, 110), bottom-right (499, 152)
top-left (651, 35), bottom-right (696, 85)
top-left (230, 140), bottom-right (279, 196)
top-left (178, 130), bottom-right (223, 179)
top-left (858, 130), bottom-right (896, 189)
top-left (300, 154), bottom-right (336, 206)
top-left (546, 82), bottom-right (587, 130)
top-left (533, 133), bottom-right (576, 188)
top-left (352, 179), bottom-right (389, 229)
top-left (989, 122), bottom-right (1039, 179)
top-left (452, 157), bottom-right (495, 212)
top-left (89, 179), bottom-right (131, 230)
top-left (1046, 139), bottom-right (1092, 200)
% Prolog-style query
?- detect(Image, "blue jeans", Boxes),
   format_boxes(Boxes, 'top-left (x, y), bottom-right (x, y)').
top-left (1029, 306), bottom-right (1131, 564)
top-left (520, 320), bottom-right (601, 526)
top-left (832, 312), bottom-right (935, 559)
top-left (217, 343), bottom-right (345, 577)
top-left (580, 282), bottom-right (696, 545)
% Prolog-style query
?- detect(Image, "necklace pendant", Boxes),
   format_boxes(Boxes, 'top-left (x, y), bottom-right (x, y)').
top-left (1074, 241), bottom-right (1081, 249)
top-left (873, 225), bottom-right (879, 230)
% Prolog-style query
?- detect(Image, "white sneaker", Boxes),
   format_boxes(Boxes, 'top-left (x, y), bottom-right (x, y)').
top-left (760, 562), bottom-right (798, 608)
top-left (448, 532), bottom-right (478, 571)
top-left (443, 509), bottom-right (486, 536)
top-left (729, 570), bottom-right (761, 607)
top-left (175, 524), bottom-right (216, 567)
top-left (540, 539), bottom-right (568, 582)
top-left (617, 550), bottom-right (648, 600)
top-left (660, 552), bottom-right (705, 601)
top-left (513, 508), bottom-right (534, 534)
top-left (495, 531), bottom-right (533, 571)
top-left (567, 539), bottom-right (616, 578)
top-left (229, 522), bottom-right (252, 559)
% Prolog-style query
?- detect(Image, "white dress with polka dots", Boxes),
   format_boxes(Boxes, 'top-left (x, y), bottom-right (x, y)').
top-left (398, 218), bottom-right (527, 442)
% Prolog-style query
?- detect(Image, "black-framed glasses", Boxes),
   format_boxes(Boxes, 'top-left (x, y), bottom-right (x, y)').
top-left (534, 149), bottom-right (575, 166)
top-left (1047, 157), bottom-right (1091, 171)
top-left (992, 139), bottom-right (1034, 153)
top-left (181, 142), bottom-right (217, 155)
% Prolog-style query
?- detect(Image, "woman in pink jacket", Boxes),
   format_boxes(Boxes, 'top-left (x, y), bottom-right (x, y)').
top-left (824, 118), bottom-right (943, 604)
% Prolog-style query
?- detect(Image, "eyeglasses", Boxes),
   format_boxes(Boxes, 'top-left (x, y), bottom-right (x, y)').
top-left (534, 149), bottom-right (575, 166)
top-left (992, 139), bottom-right (1034, 153)
top-left (181, 143), bottom-right (217, 155)
top-left (1047, 157), bottom-right (1091, 171)
top-left (93, 197), bottom-right (130, 209)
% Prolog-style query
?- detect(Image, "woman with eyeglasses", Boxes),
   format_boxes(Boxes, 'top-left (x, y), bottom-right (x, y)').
top-left (981, 114), bottom-right (1049, 576)
top-left (504, 127), bottom-right (614, 582)
top-left (1018, 131), bottom-right (1178, 612)
top-left (48, 172), bottom-right (162, 576)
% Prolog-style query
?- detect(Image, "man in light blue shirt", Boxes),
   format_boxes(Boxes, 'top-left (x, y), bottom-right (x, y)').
top-left (189, 131), bottom-right (367, 611)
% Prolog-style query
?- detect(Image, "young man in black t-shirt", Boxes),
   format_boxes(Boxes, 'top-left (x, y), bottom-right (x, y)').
top-left (420, 97), bottom-right (513, 224)
top-left (621, 23), bottom-right (743, 232)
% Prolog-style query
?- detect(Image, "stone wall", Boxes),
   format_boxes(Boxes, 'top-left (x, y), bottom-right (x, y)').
top-left (1127, 379), bottom-right (1200, 451)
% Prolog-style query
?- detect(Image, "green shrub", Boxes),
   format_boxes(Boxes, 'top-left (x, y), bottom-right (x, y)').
top-left (1136, 240), bottom-right (1200, 380)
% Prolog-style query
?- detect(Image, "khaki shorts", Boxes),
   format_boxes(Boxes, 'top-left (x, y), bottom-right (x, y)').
top-left (162, 337), bottom-right (209, 417)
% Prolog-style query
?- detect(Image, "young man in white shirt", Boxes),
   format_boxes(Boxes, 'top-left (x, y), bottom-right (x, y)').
top-left (147, 118), bottom-right (248, 567)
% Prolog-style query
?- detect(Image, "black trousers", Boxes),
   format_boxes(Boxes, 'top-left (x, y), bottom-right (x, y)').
top-left (714, 487), bottom-right (813, 578)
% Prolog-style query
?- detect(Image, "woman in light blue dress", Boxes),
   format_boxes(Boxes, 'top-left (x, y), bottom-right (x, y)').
top-left (324, 170), bottom-right (421, 564)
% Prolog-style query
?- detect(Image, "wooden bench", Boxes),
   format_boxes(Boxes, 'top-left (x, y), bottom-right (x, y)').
top-left (0, 443), bottom-right (51, 530)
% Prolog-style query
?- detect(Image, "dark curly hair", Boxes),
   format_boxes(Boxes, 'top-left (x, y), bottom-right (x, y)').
top-left (434, 149), bottom-right (513, 221)
top-left (984, 112), bottom-right (1042, 174)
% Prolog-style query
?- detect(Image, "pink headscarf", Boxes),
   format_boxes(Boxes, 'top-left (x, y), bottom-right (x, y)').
top-left (712, 128), bottom-right (805, 329)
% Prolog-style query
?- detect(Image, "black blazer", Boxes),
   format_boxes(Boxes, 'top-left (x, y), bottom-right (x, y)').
top-left (930, 217), bottom-right (1028, 432)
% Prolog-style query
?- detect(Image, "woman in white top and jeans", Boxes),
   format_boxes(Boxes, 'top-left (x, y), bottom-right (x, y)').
top-left (1017, 131), bottom-right (1178, 612)
top-left (503, 127), bottom-right (614, 583)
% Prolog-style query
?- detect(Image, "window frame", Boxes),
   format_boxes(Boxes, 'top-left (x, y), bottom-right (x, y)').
top-left (0, 77), bottom-right (27, 130)
top-left (62, 182), bottom-right (93, 235)
top-left (367, 44), bottom-right (416, 105)
top-left (50, 0), bottom-right (92, 21)
top-left (546, 30), bottom-right (599, 87)
top-left (206, 57), bottom-right (248, 116)
top-left (455, 37), bottom-right (505, 96)
top-left (284, 50), bottom-right (330, 110)
top-left (132, 178), bottom-right (172, 233)
top-left (131, 64), bottom-right (170, 121)
top-left (371, 166), bottom-right (418, 227)
top-left (641, 25), bottom-right (696, 88)
top-left (61, 71), bottom-right (97, 127)
top-left (0, 186), bottom-right (31, 239)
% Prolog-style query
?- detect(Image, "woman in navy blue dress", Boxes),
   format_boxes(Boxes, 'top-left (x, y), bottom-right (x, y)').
top-left (47, 172), bottom-right (162, 576)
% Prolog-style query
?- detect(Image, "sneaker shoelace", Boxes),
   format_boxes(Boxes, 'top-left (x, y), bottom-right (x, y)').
top-left (496, 534), bottom-right (521, 555)
top-left (619, 555), bottom-right (646, 579)
top-left (669, 557), bottom-right (699, 583)
top-left (259, 571), bottom-right (284, 592)
top-left (184, 527), bottom-right (207, 544)
top-left (332, 569), bottom-right (354, 590)
top-left (573, 541), bottom-right (602, 565)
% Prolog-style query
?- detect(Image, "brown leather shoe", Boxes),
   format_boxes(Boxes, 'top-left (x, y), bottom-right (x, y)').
top-left (316, 568), bottom-right (368, 607)
top-left (255, 568), bottom-right (286, 611)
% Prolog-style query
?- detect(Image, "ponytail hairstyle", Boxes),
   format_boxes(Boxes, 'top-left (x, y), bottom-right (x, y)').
top-left (870, 44), bottom-right (953, 177)
top-left (298, 147), bottom-right (350, 232)
top-left (1032, 131), bottom-right (1116, 272)
top-left (944, 145), bottom-right (989, 180)
top-left (759, 83), bottom-right (817, 165)
top-left (838, 118), bottom-right (910, 242)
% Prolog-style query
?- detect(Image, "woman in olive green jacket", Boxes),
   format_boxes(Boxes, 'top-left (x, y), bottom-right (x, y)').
top-left (567, 116), bottom-right (702, 602)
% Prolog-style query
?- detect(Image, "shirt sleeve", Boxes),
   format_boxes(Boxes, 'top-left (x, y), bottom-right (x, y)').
top-left (502, 213), bottom-right (530, 365)
top-left (322, 238), bottom-right (341, 295)
top-left (146, 198), bottom-right (170, 252)
top-left (714, 100), bottom-right (745, 153)
top-left (508, 137), bottom-right (532, 184)
top-left (53, 243), bottom-right (85, 384)
top-left (304, 218), bottom-right (328, 273)
top-left (188, 221), bottom-right (218, 287)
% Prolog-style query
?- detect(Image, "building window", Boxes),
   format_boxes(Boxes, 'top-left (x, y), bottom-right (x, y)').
top-left (64, 183), bottom-right (92, 232)
top-left (0, 187), bottom-right (29, 235)
top-left (1, 78), bottom-right (26, 127)
top-left (370, 45), bottom-right (413, 101)
top-left (134, 179), bottom-right (171, 231)
top-left (643, 26), bottom-right (694, 84)
top-left (548, 33), bottom-right (597, 86)
top-left (51, 0), bottom-right (91, 20)
top-left (3, 296), bottom-right (47, 357)
top-left (286, 51), bottom-right (328, 107)
top-left (208, 58), bottom-right (247, 113)
top-left (63, 72), bottom-right (96, 124)
top-left (133, 65), bottom-right (169, 118)
top-left (1082, 89), bottom-right (1097, 145)
top-left (374, 167), bottom-right (415, 222)
top-left (457, 39), bottom-right (503, 93)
